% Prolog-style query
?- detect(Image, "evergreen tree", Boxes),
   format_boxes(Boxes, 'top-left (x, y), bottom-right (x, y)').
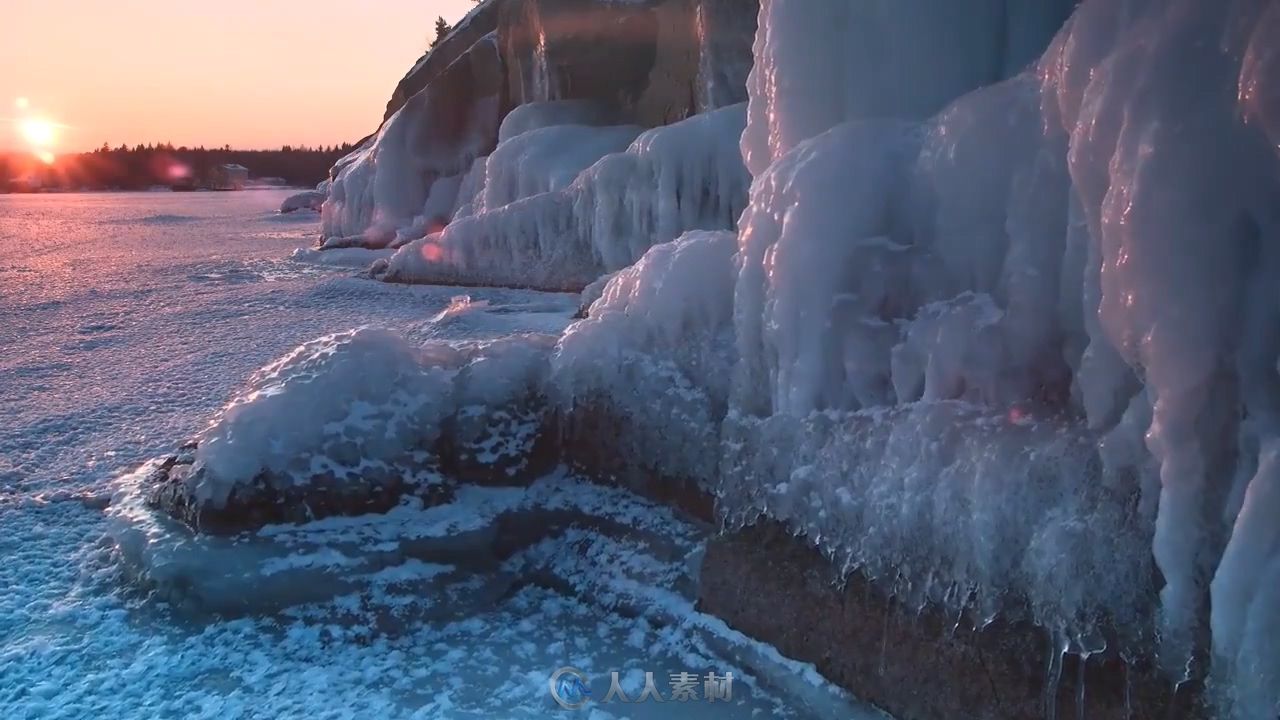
top-left (431, 16), bottom-right (451, 48)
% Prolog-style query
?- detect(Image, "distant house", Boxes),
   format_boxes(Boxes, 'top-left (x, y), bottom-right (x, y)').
top-left (209, 163), bottom-right (249, 191)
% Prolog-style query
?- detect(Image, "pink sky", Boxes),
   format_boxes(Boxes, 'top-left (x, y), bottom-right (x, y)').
top-left (0, 0), bottom-right (478, 152)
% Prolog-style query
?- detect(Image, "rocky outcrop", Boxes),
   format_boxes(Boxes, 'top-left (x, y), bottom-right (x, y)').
top-left (145, 396), bottom-right (559, 536)
top-left (321, 31), bottom-right (507, 244)
top-left (386, 0), bottom-right (757, 129)
top-left (698, 521), bottom-right (1207, 720)
top-left (323, 0), bottom-right (757, 249)
top-left (383, 1), bottom-right (508, 121)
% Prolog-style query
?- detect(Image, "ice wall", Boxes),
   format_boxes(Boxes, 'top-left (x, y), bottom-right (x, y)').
top-left (727, 0), bottom-right (1280, 715)
top-left (376, 103), bottom-right (748, 290)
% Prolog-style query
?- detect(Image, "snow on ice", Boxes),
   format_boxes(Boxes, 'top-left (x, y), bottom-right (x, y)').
top-left (1, 191), bottom-right (870, 720)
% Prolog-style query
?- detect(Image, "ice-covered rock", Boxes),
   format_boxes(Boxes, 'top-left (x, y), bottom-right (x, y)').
top-left (321, 32), bottom-right (504, 247)
top-left (496, 100), bottom-right (615, 143)
top-left (279, 188), bottom-right (326, 214)
top-left (146, 328), bottom-right (559, 533)
top-left (553, 230), bottom-right (738, 485)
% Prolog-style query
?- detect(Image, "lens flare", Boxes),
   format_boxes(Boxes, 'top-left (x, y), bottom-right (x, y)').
top-left (36, 150), bottom-right (56, 165)
top-left (14, 97), bottom-right (30, 110)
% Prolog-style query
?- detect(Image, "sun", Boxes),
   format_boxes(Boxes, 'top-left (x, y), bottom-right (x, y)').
top-left (20, 117), bottom-right (58, 148)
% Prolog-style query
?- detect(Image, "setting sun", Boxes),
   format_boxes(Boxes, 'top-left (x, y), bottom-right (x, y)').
top-left (19, 117), bottom-right (57, 148)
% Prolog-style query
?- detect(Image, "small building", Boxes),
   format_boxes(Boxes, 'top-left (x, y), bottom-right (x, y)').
top-left (208, 163), bottom-right (249, 191)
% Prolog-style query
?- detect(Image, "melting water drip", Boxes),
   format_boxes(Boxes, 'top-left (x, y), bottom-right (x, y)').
top-left (1044, 630), bottom-right (1069, 720)
top-left (1076, 653), bottom-right (1088, 720)
top-left (1123, 658), bottom-right (1133, 720)
top-left (878, 605), bottom-right (892, 677)
top-left (1071, 630), bottom-right (1106, 720)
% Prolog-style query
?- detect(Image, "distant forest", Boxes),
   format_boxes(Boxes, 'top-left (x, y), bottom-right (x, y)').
top-left (0, 143), bottom-right (355, 192)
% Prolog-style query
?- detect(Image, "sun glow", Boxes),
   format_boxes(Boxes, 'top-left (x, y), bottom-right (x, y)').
top-left (20, 117), bottom-right (58, 148)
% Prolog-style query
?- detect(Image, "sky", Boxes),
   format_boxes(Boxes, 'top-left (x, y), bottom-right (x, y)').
top-left (0, 0), bottom-right (478, 153)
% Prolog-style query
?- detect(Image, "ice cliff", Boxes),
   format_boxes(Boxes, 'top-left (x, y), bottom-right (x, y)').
top-left (279, 0), bottom-right (1280, 715)
top-left (717, 0), bottom-right (1280, 716)
top-left (320, 0), bottom-right (755, 290)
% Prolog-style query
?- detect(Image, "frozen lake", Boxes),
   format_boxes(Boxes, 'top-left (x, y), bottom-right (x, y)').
top-left (0, 191), bottom-right (875, 719)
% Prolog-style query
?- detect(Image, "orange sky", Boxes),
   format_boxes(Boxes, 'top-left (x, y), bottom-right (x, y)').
top-left (0, 0), bottom-right (478, 152)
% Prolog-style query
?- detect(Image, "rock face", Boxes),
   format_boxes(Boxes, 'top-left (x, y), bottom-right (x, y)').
top-left (698, 522), bottom-right (1207, 720)
top-left (383, 0), bottom-right (508, 121)
top-left (321, 0), bottom-right (758, 250)
top-left (321, 31), bottom-right (508, 244)
top-left (388, 0), bottom-right (756, 127)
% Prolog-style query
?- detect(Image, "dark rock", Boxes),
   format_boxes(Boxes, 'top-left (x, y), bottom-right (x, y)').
top-left (697, 521), bottom-right (1208, 720)
top-left (381, 0), bottom-right (758, 133)
top-left (439, 400), bottom-right (560, 485)
top-left (384, 0), bottom-right (507, 121)
top-left (144, 451), bottom-right (454, 536)
top-left (555, 402), bottom-right (715, 524)
top-left (499, 0), bottom-right (661, 118)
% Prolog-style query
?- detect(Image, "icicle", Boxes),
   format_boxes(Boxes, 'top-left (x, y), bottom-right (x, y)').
top-left (1075, 652), bottom-right (1088, 720)
top-left (878, 606), bottom-right (892, 677)
top-left (1044, 629), bottom-right (1068, 720)
top-left (1122, 657), bottom-right (1133, 720)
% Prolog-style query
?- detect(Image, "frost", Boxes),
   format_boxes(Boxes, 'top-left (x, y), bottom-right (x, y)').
top-left (190, 328), bottom-right (460, 506)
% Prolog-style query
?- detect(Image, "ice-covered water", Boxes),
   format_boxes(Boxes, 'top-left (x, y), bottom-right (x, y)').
top-left (0, 191), bottom-right (875, 719)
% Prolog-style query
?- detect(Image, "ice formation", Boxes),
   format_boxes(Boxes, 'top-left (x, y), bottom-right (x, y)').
top-left (175, 0), bottom-right (1280, 714)
top-left (321, 33), bottom-right (503, 248)
top-left (189, 327), bottom-right (555, 509)
top-left (720, 0), bottom-right (1280, 715)
top-left (553, 230), bottom-right (738, 483)
top-left (279, 183), bottom-right (327, 214)
top-left (373, 103), bottom-right (749, 290)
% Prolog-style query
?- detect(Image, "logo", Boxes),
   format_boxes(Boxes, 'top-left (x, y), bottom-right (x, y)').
top-left (548, 667), bottom-right (734, 708)
top-left (549, 667), bottom-right (592, 709)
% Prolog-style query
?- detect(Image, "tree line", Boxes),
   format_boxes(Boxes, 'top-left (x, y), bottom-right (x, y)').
top-left (0, 143), bottom-right (355, 192)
